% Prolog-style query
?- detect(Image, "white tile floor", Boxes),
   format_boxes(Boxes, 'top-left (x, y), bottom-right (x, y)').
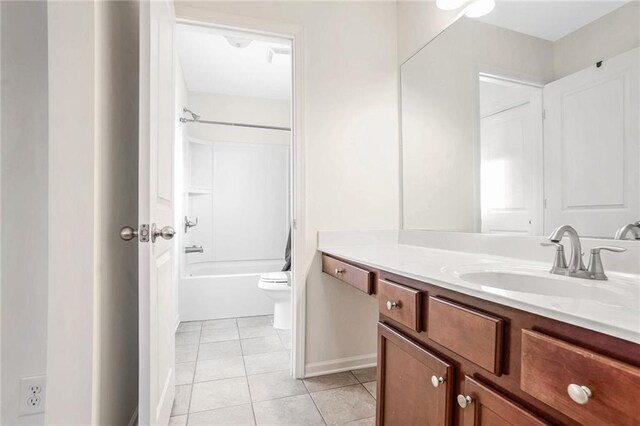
top-left (171, 315), bottom-right (376, 426)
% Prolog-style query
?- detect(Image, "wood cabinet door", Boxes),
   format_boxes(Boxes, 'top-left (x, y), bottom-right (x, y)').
top-left (460, 376), bottom-right (549, 426)
top-left (377, 322), bottom-right (453, 426)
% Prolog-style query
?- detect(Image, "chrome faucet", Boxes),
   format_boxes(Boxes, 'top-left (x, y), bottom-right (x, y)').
top-left (548, 225), bottom-right (586, 273)
top-left (185, 245), bottom-right (204, 254)
top-left (542, 225), bottom-right (626, 280)
top-left (614, 222), bottom-right (640, 240)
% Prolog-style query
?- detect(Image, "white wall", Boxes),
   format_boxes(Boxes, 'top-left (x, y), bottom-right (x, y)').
top-left (186, 91), bottom-right (290, 145)
top-left (175, 1), bottom-right (399, 371)
top-left (553, 1), bottom-right (640, 79)
top-left (47, 1), bottom-right (139, 424)
top-left (95, 1), bottom-right (139, 424)
top-left (46, 2), bottom-right (97, 423)
top-left (1, 2), bottom-right (49, 425)
top-left (396, 0), bottom-right (460, 64)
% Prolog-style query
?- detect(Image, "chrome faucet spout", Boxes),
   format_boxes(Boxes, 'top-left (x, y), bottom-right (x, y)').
top-left (548, 225), bottom-right (585, 273)
top-left (614, 222), bottom-right (640, 240)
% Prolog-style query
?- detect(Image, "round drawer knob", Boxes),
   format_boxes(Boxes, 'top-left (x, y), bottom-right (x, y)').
top-left (334, 268), bottom-right (345, 275)
top-left (567, 384), bottom-right (592, 405)
top-left (457, 394), bottom-right (473, 409)
top-left (386, 300), bottom-right (400, 310)
top-left (430, 376), bottom-right (444, 388)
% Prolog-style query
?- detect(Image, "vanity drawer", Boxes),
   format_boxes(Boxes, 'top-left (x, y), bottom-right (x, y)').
top-left (378, 279), bottom-right (422, 332)
top-left (521, 330), bottom-right (640, 426)
top-left (322, 255), bottom-right (373, 295)
top-left (428, 297), bottom-right (504, 375)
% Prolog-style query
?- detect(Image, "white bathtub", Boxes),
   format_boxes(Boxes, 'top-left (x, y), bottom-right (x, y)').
top-left (179, 260), bottom-right (285, 321)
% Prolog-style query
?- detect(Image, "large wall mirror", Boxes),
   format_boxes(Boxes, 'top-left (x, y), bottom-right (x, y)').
top-left (401, 1), bottom-right (639, 240)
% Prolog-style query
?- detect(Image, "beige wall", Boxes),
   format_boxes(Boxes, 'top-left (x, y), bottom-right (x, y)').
top-left (1, 2), bottom-right (49, 424)
top-left (397, 0), bottom-right (460, 64)
top-left (175, 1), bottom-right (399, 370)
top-left (553, 1), bottom-right (640, 79)
top-left (47, 1), bottom-right (139, 424)
top-left (95, 1), bottom-right (139, 424)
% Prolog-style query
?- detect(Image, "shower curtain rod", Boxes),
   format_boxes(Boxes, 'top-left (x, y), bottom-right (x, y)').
top-left (179, 117), bottom-right (291, 132)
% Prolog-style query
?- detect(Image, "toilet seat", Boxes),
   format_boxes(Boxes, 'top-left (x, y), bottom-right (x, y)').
top-left (260, 272), bottom-right (289, 283)
top-left (258, 272), bottom-right (290, 291)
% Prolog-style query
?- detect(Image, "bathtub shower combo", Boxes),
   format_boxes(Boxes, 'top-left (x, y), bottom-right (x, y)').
top-left (179, 137), bottom-right (292, 329)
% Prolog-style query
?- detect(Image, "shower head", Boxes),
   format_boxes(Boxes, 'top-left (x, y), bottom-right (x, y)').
top-left (181, 107), bottom-right (200, 123)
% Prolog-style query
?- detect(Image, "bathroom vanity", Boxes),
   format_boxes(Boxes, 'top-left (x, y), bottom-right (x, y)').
top-left (319, 243), bottom-right (640, 426)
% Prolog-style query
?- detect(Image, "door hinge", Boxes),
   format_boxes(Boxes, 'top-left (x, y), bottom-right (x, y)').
top-left (292, 219), bottom-right (297, 230)
top-left (542, 109), bottom-right (546, 120)
top-left (543, 198), bottom-right (547, 209)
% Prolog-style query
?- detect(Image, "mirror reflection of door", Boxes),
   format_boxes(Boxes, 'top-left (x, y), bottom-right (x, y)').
top-left (479, 76), bottom-right (543, 235)
top-left (543, 47), bottom-right (639, 238)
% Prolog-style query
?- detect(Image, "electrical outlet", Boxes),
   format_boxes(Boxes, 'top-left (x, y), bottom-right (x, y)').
top-left (19, 376), bottom-right (46, 416)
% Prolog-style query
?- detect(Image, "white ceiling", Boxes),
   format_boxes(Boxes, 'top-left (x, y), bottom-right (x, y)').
top-left (475, 1), bottom-right (630, 41)
top-left (176, 25), bottom-right (292, 100)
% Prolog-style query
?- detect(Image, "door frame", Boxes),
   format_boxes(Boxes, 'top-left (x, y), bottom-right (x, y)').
top-left (174, 8), bottom-right (307, 379)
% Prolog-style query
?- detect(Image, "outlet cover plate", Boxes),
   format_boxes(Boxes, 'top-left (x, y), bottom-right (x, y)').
top-left (19, 376), bottom-right (46, 416)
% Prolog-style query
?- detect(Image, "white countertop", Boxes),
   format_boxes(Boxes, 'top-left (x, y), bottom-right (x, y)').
top-left (319, 243), bottom-right (640, 344)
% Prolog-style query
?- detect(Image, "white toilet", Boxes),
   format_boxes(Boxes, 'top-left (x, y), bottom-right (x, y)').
top-left (258, 271), bottom-right (291, 330)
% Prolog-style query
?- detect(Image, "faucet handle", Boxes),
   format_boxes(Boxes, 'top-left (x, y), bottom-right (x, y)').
top-left (590, 246), bottom-right (626, 254)
top-left (587, 246), bottom-right (626, 280)
top-left (541, 242), bottom-right (567, 272)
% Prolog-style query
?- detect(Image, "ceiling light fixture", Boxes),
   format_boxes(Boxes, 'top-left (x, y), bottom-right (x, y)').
top-left (436, 0), bottom-right (467, 11)
top-left (436, 0), bottom-right (496, 17)
top-left (463, 0), bottom-right (496, 18)
top-left (224, 36), bottom-right (253, 49)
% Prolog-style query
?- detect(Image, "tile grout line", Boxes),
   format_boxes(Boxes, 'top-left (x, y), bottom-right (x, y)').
top-left (185, 322), bottom-right (203, 425)
top-left (237, 319), bottom-right (259, 426)
top-left (302, 380), bottom-right (329, 426)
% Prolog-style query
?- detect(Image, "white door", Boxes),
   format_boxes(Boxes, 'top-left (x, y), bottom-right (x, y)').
top-left (544, 47), bottom-right (640, 238)
top-left (479, 77), bottom-right (543, 235)
top-left (139, 1), bottom-right (177, 424)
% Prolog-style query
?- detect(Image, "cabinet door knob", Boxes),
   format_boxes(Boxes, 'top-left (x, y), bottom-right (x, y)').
top-left (386, 300), bottom-right (400, 310)
top-left (457, 394), bottom-right (473, 408)
top-left (334, 268), bottom-right (345, 275)
top-left (567, 384), bottom-right (592, 405)
top-left (430, 376), bottom-right (444, 388)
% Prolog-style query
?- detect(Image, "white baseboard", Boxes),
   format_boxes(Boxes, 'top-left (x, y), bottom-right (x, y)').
top-left (304, 353), bottom-right (377, 378)
top-left (128, 406), bottom-right (138, 426)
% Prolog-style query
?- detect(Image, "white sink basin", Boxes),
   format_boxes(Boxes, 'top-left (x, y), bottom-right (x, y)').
top-left (459, 271), bottom-right (580, 297)
top-left (445, 265), bottom-right (635, 305)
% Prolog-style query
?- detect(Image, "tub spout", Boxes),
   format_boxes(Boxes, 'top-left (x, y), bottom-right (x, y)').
top-left (185, 245), bottom-right (204, 254)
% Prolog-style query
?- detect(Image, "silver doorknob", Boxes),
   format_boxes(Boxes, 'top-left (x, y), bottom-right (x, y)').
top-left (431, 376), bottom-right (444, 388)
top-left (457, 394), bottom-right (473, 408)
top-left (120, 226), bottom-right (138, 241)
top-left (386, 301), bottom-right (400, 310)
top-left (567, 384), bottom-right (592, 405)
top-left (151, 224), bottom-right (175, 242)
